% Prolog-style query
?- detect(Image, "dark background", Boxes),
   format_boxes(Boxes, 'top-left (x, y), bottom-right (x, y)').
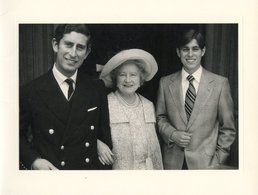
top-left (19, 24), bottom-right (238, 168)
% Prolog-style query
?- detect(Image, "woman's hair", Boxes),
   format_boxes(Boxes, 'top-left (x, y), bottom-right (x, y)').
top-left (110, 59), bottom-right (146, 88)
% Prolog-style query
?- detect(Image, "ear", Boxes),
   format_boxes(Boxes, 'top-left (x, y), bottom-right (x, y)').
top-left (201, 46), bottom-right (206, 56)
top-left (176, 48), bottom-right (181, 58)
top-left (52, 38), bottom-right (58, 53)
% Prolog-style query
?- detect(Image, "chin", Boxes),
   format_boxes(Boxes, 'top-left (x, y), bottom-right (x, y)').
top-left (123, 91), bottom-right (136, 96)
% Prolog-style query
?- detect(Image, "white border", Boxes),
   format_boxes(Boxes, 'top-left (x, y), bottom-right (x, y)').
top-left (1, 0), bottom-right (257, 194)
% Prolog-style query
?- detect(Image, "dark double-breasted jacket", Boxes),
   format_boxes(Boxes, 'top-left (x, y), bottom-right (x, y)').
top-left (19, 70), bottom-right (112, 170)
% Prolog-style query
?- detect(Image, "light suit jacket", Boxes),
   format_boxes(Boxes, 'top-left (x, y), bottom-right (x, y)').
top-left (156, 68), bottom-right (236, 169)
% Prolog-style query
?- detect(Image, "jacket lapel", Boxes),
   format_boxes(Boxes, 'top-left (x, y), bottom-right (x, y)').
top-left (61, 72), bottom-right (95, 142)
top-left (109, 92), bottom-right (129, 123)
top-left (139, 95), bottom-right (156, 123)
top-left (67, 74), bottom-right (94, 123)
top-left (35, 70), bottom-right (69, 124)
top-left (168, 72), bottom-right (188, 125)
top-left (187, 68), bottom-right (214, 129)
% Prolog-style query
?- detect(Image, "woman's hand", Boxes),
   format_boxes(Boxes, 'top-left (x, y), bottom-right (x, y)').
top-left (97, 139), bottom-right (114, 165)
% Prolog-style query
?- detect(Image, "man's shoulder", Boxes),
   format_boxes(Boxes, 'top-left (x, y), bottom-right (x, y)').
top-left (78, 72), bottom-right (103, 86)
top-left (20, 71), bottom-right (51, 90)
top-left (160, 71), bottom-right (181, 83)
top-left (203, 68), bottom-right (228, 82)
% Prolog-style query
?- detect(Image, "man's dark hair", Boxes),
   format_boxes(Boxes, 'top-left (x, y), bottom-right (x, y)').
top-left (176, 29), bottom-right (205, 49)
top-left (54, 24), bottom-right (91, 50)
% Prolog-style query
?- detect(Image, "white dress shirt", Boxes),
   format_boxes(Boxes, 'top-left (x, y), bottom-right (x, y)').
top-left (181, 66), bottom-right (203, 102)
top-left (52, 64), bottom-right (77, 100)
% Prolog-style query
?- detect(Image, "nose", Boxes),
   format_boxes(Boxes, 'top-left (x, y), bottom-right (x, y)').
top-left (69, 46), bottom-right (77, 58)
top-left (125, 75), bottom-right (131, 82)
top-left (188, 49), bottom-right (193, 57)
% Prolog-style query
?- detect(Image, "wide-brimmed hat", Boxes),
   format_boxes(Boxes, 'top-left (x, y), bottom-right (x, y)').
top-left (99, 49), bottom-right (158, 88)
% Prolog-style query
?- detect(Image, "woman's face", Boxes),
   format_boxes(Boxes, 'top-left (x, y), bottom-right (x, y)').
top-left (116, 63), bottom-right (141, 96)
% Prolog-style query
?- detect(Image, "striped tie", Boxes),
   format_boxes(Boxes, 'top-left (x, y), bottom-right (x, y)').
top-left (185, 75), bottom-right (196, 121)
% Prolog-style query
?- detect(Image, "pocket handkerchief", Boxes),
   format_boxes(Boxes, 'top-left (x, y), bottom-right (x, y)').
top-left (87, 107), bottom-right (97, 112)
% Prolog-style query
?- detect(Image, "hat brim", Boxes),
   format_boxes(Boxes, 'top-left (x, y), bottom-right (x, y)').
top-left (99, 49), bottom-right (158, 88)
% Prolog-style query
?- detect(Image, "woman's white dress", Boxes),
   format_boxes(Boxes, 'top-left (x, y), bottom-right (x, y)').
top-left (108, 91), bottom-right (163, 170)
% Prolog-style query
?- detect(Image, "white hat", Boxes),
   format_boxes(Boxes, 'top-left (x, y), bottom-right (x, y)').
top-left (99, 49), bottom-right (158, 88)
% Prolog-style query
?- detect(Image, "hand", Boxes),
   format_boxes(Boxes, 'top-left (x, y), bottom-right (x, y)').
top-left (171, 131), bottom-right (192, 148)
top-left (31, 158), bottom-right (58, 170)
top-left (97, 139), bottom-right (114, 165)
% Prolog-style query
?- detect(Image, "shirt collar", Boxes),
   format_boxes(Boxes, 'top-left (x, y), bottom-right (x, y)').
top-left (182, 65), bottom-right (203, 83)
top-left (52, 63), bottom-right (77, 85)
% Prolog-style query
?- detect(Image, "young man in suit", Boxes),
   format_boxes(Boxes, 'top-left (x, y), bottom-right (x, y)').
top-left (156, 29), bottom-right (236, 169)
top-left (19, 24), bottom-right (113, 170)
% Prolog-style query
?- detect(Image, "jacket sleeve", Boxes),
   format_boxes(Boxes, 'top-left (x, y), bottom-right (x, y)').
top-left (156, 78), bottom-right (177, 147)
top-left (19, 84), bottom-right (40, 169)
top-left (213, 78), bottom-right (236, 165)
top-left (96, 80), bottom-right (112, 149)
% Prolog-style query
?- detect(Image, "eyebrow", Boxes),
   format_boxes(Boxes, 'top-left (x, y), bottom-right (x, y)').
top-left (181, 45), bottom-right (200, 49)
top-left (63, 41), bottom-right (86, 48)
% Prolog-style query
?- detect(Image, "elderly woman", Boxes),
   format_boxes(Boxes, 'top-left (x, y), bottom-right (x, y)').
top-left (98, 49), bottom-right (163, 170)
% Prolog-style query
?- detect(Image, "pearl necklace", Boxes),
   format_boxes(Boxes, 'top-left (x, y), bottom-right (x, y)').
top-left (115, 91), bottom-right (139, 107)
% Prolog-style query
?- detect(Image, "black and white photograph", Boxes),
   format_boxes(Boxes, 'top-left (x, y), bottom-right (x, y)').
top-left (19, 24), bottom-right (238, 170)
top-left (1, 0), bottom-right (258, 194)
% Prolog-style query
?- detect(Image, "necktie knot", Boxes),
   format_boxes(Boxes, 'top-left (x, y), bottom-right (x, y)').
top-left (65, 78), bottom-right (74, 87)
top-left (65, 78), bottom-right (74, 100)
top-left (187, 75), bottom-right (194, 83)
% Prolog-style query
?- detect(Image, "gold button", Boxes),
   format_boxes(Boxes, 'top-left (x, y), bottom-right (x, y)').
top-left (90, 125), bottom-right (94, 130)
top-left (49, 129), bottom-right (54, 134)
top-left (60, 145), bottom-right (64, 150)
top-left (61, 161), bottom-right (65, 166)
top-left (85, 142), bottom-right (90, 147)
top-left (85, 158), bottom-right (90, 163)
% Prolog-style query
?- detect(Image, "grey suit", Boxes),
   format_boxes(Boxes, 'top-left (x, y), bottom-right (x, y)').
top-left (156, 68), bottom-right (236, 169)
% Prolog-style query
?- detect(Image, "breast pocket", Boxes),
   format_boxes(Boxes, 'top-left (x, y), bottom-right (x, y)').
top-left (86, 106), bottom-right (98, 118)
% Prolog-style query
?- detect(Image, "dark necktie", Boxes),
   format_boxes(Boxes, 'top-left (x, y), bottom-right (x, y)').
top-left (65, 78), bottom-right (74, 101)
top-left (185, 75), bottom-right (196, 121)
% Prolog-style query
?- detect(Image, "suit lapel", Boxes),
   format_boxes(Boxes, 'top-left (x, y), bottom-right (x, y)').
top-left (35, 70), bottom-right (69, 124)
top-left (187, 68), bottom-right (214, 129)
top-left (61, 72), bottom-right (93, 142)
top-left (168, 72), bottom-right (188, 125)
top-left (67, 73), bottom-right (92, 123)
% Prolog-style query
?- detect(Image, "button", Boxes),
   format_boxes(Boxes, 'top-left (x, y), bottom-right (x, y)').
top-left (49, 129), bottom-right (54, 134)
top-left (90, 125), bottom-right (94, 130)
top-left (61, 161), bottom-right (65, 166)
top-left (85, 158), bottom-right (90, 163)
top-left (85, 142), bottom-right (90, 147)
top-left (60, 145), bottom-right (64, 150)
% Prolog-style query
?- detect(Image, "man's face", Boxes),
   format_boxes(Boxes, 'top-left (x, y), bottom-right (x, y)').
top-left (52, 32), bottom-right (90, 77)
top-left (176, 39), bottom-right (205, 74)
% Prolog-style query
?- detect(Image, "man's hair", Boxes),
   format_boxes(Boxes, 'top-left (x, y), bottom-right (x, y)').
top-left (54, 24), bottom-right (91, 50)
top-left (176, 29), bottom-right (205, 49)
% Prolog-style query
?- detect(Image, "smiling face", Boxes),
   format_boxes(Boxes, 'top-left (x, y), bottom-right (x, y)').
top-left (116, 63), bottom-right (141, 97)
top-left (176, 39), bottom-right (206, 74)
top-left (52, 31), bottom-right (90, 77)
